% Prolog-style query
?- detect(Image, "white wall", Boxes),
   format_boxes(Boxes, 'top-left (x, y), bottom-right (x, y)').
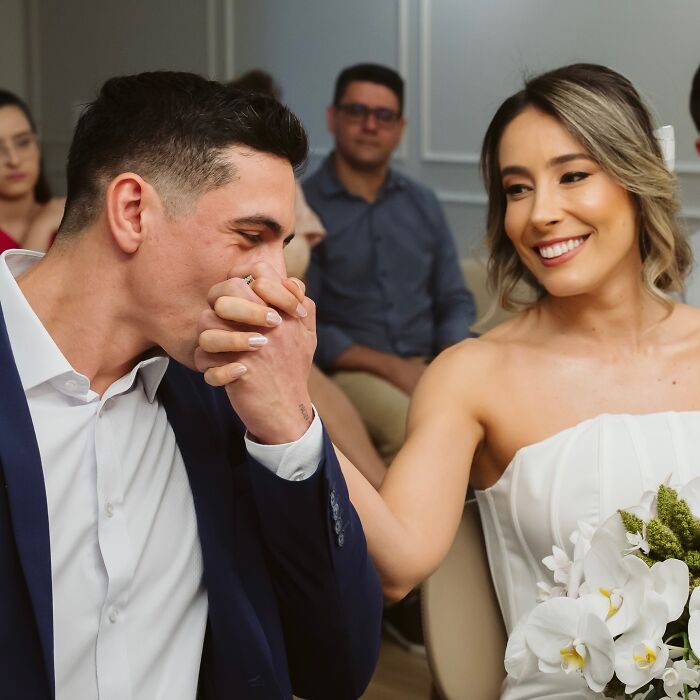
top-left (27, 0), bottom-right (226, 194)
top-left (15, 0), bottom-right (700, 254)
top-left (234, 0), bottom-right (700, 255)
top-left (0, 0), bottom-right (29, 100)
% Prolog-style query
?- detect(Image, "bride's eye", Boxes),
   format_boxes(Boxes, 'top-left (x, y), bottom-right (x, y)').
top-left (504, 183), bottom-right (530, 198)
top-left (560, 171), bottom-right (590, 184)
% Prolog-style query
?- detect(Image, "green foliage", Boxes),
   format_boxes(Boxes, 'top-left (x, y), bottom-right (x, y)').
top-left (671, 498), bottom-right (697, 549)
top-left (619, 509), bottom-right (644, 536)
top-left (685, 550), bottom-right (700, 574)
top-left (633, 551), bottom-right (655, 568)
top-left (657, 484), bottom-right (679, 526)
top-left (646, 517), bottom-right (684, 559)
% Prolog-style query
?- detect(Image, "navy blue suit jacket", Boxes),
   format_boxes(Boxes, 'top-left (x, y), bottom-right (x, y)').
top-left (0, 309), bottom-right (383, 700)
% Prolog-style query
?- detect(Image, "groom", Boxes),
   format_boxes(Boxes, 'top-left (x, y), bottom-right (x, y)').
top-left (0, 72), bottom-right (382, 699)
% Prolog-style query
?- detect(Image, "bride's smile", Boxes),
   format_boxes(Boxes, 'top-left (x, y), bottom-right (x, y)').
top-left (533, 233), bottom-right (590, 264)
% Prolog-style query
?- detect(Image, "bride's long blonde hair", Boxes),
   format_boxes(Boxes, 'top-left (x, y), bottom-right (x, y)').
top-left (480, 63), bottom-right (690, 312)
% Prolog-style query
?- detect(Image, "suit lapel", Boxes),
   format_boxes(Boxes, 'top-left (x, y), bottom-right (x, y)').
top-left (0, 307), bottom-right (54, 697)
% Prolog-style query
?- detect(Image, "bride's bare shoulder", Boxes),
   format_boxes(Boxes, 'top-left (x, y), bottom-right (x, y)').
top-left (674, 302), bottom-right (700, 327)
top-left (433, 312), bottom-right (534, 378)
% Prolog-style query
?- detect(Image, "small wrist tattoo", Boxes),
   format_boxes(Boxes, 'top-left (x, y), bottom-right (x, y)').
top-left (299, 403), bottom-right (311, 424)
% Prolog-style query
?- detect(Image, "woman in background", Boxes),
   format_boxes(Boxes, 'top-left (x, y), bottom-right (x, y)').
top-left (0, 89), bottom-right (64, 254)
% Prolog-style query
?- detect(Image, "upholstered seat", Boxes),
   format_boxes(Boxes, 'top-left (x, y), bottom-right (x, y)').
top-left (422, 500), bottom-right (506, 700)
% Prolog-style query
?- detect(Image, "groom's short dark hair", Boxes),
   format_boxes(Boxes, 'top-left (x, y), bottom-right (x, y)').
top-left (691, 63), bottom-right (700, 133)
top-left (60, 71), bottom-right (308, 234)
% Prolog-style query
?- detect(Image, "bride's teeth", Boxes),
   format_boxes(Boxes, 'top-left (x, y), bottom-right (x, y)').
top-left (538, 236), bottom-right (586, 259)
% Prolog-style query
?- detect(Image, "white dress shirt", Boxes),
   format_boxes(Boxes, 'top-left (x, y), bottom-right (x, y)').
top-left (0, 249), bottom-right (322, 700)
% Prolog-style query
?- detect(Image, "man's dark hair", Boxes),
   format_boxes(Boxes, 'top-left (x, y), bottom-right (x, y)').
top-left (691, 63), bottom-right (700, 133)
top-left (61, 71), bottom-right (307, 233)
top-left (333, 63), bottom-right (404, 114)
top-left (0, 89), bottom-right (52, 203)
top-left (227, 69), bottom-right (282, 102)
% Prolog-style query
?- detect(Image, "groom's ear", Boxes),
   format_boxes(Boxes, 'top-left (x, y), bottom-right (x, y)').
top-left (105, 172), bottom-right (162, 254)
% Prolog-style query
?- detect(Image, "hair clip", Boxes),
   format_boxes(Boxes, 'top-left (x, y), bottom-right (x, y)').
top-left (653, 125), bottom-right (675, 171)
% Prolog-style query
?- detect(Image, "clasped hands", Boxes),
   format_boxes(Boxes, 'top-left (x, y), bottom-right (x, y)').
top-left (194, 262), bottom-right (316, 445)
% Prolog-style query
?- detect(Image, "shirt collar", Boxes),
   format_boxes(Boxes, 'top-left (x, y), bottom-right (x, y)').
top-left (317, 152), bottom-right (406, 199)
top-left (131, 352), bottom-right (169, 403)
top-left (0, 249), bottom-right (169, 402)
top-left (0, 249), bottom-right (74, 392)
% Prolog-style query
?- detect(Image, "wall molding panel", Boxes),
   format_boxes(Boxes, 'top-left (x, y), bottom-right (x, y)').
top-left (419, 0), bottom-right (478, 165)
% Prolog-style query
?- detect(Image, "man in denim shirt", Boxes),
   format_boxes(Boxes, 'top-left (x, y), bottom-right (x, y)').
top-left (304, 63), bottom-right (476, 468)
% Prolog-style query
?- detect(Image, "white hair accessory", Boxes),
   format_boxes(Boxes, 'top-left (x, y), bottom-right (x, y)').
top-left (653, 125), bottom-right (675, 172)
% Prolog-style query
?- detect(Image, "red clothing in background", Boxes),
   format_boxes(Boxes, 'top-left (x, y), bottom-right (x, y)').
top-left (0, 228), bottom-right (21, 254)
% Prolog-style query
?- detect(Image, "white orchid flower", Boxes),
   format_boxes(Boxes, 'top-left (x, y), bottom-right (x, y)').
top-left (568, 520), bottom-right (596, 598)
top-left (536, 580), bottom-right (566, 602)
top-left (542, 545), bottom-right (572, 586)
top-left (614, 591), bottom-right (670, 693)
top-left (583, 517), bottom-right (652, 636)
top-left (661, 659), bottom-right (700, 697)
top-left (625, 521), bottom-right (650, 555)
top-left (660, 692), bottom-right (700, 700)
top-left (687, 587), bottom-right (700, 658)
top-left (524, 594), bottom-right (614, 692)
top-left (679, 477), bottom-right (700, 519)
top-left (570, 520), bottom-right (596, 557)
top-left (649, 559), bottom-right (690, 622)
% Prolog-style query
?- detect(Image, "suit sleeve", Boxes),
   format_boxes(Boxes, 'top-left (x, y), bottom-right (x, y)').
top-left (246, 427), bottom-right (383, 700)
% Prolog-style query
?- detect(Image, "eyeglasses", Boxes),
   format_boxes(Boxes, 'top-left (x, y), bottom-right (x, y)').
top-left (0, 132), bottom-right (38, 161)
top-left (335, 102), bottom-right (401, 127)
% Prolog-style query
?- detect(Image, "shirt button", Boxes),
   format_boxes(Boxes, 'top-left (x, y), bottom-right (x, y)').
top-left (64, 379), bottom-right (78, 391)
top-left (292, 470), bottom-right (305, 482)
top-left (108, 607), bottom-right (119, 623)
top-left (105, 502), bottom-right (114, 518)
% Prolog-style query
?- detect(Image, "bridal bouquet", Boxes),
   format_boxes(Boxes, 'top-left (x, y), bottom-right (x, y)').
top-left (505, 480), bottom-right (700, 699)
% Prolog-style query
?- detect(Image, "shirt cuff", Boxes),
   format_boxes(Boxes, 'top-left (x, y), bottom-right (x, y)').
top-left (244, 408), bottom-right (323, 481)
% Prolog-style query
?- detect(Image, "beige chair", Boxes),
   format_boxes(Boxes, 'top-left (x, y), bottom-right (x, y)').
top-left (460, 258), bottom-right (515, 334)
top-left (422, 500), bottom-right (507, 700)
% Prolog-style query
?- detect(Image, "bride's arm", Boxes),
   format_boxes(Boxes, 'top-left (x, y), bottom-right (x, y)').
top-left (336, 340), bottom-right (488, 600)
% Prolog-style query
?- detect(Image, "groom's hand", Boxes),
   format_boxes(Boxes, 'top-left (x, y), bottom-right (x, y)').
top-left (194, 262), bottom-right (316, 444)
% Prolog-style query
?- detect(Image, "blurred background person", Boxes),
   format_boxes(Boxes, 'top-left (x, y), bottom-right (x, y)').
top-left (304, 63), bottom-right (476, 468)
top-left (228, 69), bottom-right (387, 489)
top-left (0, 90), bottom-right (65, 254)
top-left (684, 63), bottom-right (700, 306)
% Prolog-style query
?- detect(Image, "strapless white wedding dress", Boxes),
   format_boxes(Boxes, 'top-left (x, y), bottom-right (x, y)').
top-left (475, 411), bottom-right (700, 700)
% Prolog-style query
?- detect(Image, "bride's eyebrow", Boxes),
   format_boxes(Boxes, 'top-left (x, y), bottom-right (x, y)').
top-left (500, 165), bottom-right (530, 178)
top-left (500, 153), bottom-right (594, 179)
top-left (547, 152), bottom-right (594, 167)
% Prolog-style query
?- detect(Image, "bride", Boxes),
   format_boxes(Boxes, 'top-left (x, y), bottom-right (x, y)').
top-left (331, 63), bottom-right (700, 698)
top-left (211, 62), bottom-right (700, 698)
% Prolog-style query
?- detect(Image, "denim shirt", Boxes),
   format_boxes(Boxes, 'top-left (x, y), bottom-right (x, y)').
top-left (303, 155), bottom-right (476, 370)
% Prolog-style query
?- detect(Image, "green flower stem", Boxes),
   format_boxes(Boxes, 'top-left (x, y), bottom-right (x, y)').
top-left (684, 632), bottom-right (690, 700)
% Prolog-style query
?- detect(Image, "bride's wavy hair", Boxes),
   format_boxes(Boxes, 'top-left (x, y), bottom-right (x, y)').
top-left (480, 63), bottom-right (690, 311)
